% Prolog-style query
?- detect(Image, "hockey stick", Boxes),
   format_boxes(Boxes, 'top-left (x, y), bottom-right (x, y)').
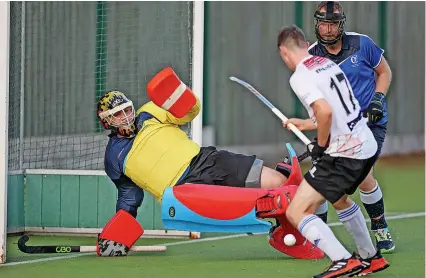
top-left (17, 235), bottom-right (167, 254)
top-left (296, 150), bottom-right (309, 162)
top-left (229, 76), bottom-right (312, 146)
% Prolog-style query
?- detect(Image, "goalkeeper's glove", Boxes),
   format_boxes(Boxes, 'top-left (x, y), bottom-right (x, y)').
top-left (364, 92), bottom-right (385, 124)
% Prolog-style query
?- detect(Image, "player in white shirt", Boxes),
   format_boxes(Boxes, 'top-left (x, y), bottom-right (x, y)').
top-left (277, 25), bottom-right (390, 278)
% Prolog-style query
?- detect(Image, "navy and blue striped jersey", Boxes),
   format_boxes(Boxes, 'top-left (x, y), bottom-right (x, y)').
top-left (309, 32), bottom-right (387, 126)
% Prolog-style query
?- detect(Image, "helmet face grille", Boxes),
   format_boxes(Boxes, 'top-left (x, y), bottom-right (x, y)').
top-left (97, 91), bottom-right (137, 137)
top-left (314, 1), bottom-right (346, 46)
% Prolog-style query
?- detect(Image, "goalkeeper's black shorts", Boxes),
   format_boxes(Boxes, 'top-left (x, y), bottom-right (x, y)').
top-left (176, 146), bottom-right (262, 188)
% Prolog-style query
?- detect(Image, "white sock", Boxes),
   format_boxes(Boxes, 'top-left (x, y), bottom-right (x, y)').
top-left (360, 181), bottom-right (383, 205)
top-left (315, 200), bottom-right (328, 215)
top-left (337, 202), bottom-right (377, 259)
top-left (299, 214), bottom-right (351, 261)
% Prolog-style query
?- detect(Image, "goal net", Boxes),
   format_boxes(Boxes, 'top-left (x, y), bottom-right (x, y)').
top-left (2, 1), bottom-right (203, 263)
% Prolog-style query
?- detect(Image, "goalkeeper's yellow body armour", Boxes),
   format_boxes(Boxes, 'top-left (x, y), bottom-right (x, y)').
top-left (127, 99), bottom-right (200, 203)
top-left (104, 98), bottom-right (201, 203)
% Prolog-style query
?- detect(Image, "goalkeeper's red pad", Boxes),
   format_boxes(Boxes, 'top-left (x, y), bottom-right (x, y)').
top-left (147, 67), bottom-right (197, 118)
top-left (96, 210), bottom-right (144, 256)
top-left (268, 185), bottom-right (325, 260)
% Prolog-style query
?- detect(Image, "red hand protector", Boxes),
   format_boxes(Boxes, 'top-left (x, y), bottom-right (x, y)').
top-left (147, 67), bottom-right (197, 118)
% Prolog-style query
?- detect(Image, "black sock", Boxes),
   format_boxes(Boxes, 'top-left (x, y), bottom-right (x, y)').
top-left (360, 182), bottom-right (388, 231)
top-left (316, 212), bottom-right (328, 224)
top-left (362, 199), bottom-right (388, 230)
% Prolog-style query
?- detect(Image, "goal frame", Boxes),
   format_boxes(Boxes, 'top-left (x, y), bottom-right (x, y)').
top-left (1, 2), bottom-right (204, 264)
top-left (0, 1), bottom-right (10, 265)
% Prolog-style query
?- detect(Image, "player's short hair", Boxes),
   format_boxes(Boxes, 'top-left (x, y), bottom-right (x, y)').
top-left (277, 25), bottom-right (308, 50)
top-left (316, 1), bottom-right (344, 13)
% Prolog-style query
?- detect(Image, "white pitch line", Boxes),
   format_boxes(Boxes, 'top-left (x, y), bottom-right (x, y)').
top-left (1, 211), bottom-right (424, 267)
top-left (0, 253), bottom-right (94, 267)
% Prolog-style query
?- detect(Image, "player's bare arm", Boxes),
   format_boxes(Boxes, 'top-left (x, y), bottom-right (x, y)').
top-left (364, 57), bottom-right (392, 124)
top-left (374, 56), bottom-right (392, 96)
top-left (283, 118), bottom-right (316, 131)
top-left (311, 98), bottom-right (332, 147)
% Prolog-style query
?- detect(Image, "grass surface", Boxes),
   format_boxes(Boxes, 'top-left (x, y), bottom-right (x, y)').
top-left (1, 155), bottom-right (424, 277)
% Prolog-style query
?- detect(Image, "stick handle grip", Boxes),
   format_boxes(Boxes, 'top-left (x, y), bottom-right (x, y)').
top-left (79, 245), bottom-right (167, 253)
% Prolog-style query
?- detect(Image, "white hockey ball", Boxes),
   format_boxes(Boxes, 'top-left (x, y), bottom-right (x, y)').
top-left (284, 234), bottom-right (296, 246)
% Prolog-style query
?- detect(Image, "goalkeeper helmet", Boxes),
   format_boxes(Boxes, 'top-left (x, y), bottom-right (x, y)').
top-left (314, 1), bottom-right (346, 46)
top-left (97, 91), bottom-right (136, 138)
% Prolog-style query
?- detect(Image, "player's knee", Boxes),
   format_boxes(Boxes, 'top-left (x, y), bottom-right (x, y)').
top-left (359, 170), bottom-right (375, 191)
top-left (259, 167), bottom-right (287, 189)
top-left (116, 188), bottom-right (144, 218)
top-left (332, 195), bottom-right (352, 211)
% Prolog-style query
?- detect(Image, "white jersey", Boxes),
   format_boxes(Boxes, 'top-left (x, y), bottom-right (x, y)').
top-left (289, 55), bottom-right (377, 159)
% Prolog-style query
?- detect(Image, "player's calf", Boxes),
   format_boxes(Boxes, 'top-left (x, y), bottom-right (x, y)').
top-left (286, 179), bottom-right (354, 264)
top-left (334, 198), bottom-right (377, 260)
top-left (359, 175), bottom-right (395, 253)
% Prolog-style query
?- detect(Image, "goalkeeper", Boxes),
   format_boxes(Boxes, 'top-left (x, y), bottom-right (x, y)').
top-left (97, 90), bottom-right (287, 218)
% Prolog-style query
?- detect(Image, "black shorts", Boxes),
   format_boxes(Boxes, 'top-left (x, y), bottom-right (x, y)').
top-left (304, 154), bottom-right (376, 204)
top-left (177, 146), bottom-right (260, 187)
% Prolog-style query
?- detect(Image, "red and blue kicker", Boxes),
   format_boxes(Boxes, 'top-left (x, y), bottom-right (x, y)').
top-left (161, 183), bottom-right (293, 233)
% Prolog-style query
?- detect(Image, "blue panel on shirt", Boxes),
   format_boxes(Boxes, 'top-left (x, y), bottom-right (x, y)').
top-left (309, 32), bottom-right (387, 126)
top-left (104, 136), bottom-right (134, 180)
top-left (104, 112), bottom-right (155, 180)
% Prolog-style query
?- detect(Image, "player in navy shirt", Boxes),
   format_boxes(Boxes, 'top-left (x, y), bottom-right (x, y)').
top-left (303, 1), bottom-right (394, 253)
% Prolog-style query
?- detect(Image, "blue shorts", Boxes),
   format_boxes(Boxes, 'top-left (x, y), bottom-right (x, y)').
top-left (368, 124), bottom-right (387, 164)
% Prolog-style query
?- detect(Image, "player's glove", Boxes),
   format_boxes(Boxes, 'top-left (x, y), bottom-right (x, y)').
top-left (364, 92), bottom-right (385, 124)
top-left (307, 141), bottom-right (327, 162)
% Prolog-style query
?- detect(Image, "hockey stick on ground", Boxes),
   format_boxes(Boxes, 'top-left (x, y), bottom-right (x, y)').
top-left (17, 235), bottom-right (167, 254)
top-left (229, 76), bottom-right (312, 147)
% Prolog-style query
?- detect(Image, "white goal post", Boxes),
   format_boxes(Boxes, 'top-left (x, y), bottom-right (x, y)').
top-left (0, 1), bottom-right (10, 265)
top-left (188, 0), bottom-right (205, 240)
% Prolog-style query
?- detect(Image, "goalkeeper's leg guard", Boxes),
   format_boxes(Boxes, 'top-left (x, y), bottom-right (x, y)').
top-left (96, 209), bottom-right (144, 256)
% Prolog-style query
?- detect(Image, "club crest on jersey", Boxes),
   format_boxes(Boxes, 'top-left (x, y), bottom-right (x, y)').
top-left (350, 55), bottom-right (359, 67)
